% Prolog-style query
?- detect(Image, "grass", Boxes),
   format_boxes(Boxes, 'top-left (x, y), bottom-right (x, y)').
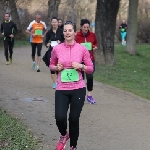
top-left (14, 39), bottom-right (30, 47)
top-left (94, 44), bottom-right (150, 100)
top-left (0, 109), bottom-right (39, 150)
top-left (0, 38), bottom-right (30, 50)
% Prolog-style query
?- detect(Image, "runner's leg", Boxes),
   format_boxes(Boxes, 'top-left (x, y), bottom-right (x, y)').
top-left (86, 61), bottom-right (95, 104)
top-left (8, 40), bottom-right (13, 60)
top-left (69, 88), bottom-right (86, 148)
top-left (36, 43), bottom-right (42, 71)
top-left (3, 40), bottom-right (9, 62)
top-left (31, 43), bottom-right (36, 62)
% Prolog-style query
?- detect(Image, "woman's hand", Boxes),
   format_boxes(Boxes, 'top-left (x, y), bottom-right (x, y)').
top-left (32, 34), bottom-right (36, 37)
top-left (9, 34), bottom-right (14, 38)
top-left (93, 46), bottom-right (97, 51)
top-left (57, 40), bottom-right (61, 44)
top-left (72, 62), bottom-right (82, 70)
top-left (57, 62), bottom-right (64, 71)
top-left (46, 43), bottom-right (51, 47)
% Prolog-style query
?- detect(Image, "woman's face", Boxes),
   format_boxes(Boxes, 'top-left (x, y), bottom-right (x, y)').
top-left (58, 20), bottom-right (63, 26)
top-left (63, 24), bottom-right (75, 42)
top-left (51, 19), bottom-right (58, 28)
top-left (81, 23), bottom-right (90, 34)
top-left (122, 20), bottom-right (126, 23)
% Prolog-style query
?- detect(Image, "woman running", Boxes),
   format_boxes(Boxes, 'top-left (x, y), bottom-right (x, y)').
top-left (50, 21), bottom-right (93, 150)
top-left (58, 18), bottom-right (64, 29)
top-left (75, 19), bottom-right (98, 104)
top-left (119, 19), bottom-right (127, 46)
top-left (45, 17), bottom-right (64, 89)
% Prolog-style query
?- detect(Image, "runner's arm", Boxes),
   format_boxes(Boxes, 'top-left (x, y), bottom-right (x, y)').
top-left (49, 48), bottom-right (58, 71)
top-left (26, 22), bottom-right (33, 36)
top-left (26, 29), bottom-right (32, 36)
top-left (82, 47), bottom-right (93, 74)
top-left (93, 33), bottom-right (98, 50)
top-left (13, 23), bottom-right (18, 36)
top-left (42, 22), bottom-right (48, 37)
top-left (1, 23), bottom-right (4, 34)
top-left (45, 31), bottom-right (50, 47)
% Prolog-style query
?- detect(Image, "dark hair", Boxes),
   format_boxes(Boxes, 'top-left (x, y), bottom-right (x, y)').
top-left (64, 20), bottom-right (76, 32)
top-left (51, 17), bottom-right (58, 21)
top-left (80, 19), bottom-right (90, 26)
top-left (58, 18), bottom-right (63, 22)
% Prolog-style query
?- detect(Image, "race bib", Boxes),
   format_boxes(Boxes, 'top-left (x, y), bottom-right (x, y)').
top-left (121, 28), bottom-right (125, 32)
top-left (51, 41), bottom-right (58, 47)
top-left (61, 69), bottom-right (79, 82)
top-left (81, 42), bottom-right (92, 51)
top-left (35, 29), bottom-right (43, 35)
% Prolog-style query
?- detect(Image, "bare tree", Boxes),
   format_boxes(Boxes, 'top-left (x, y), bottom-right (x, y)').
top-left (126, 0), bottom-right (139, 54)
top-left (8, 0), bottom-right (22, 32)
top-left (95, 0), bottom-right (120, 65)
top-left (48, 0), bottom-right (61, 21)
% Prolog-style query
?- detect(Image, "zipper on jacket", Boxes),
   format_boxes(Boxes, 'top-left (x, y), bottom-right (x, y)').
top-left (69, 46), bottom-right (72, 67)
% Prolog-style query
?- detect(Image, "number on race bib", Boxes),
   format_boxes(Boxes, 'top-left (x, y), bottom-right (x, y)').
top-left (61, 69), bottom-right (79, 82)
top-left (35, 29), bottom-right (43, 35)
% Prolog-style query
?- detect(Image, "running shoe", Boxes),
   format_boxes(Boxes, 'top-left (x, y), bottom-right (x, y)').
top-left (36, 66), bottom-right (40, 72)
top-left (32, 62), bottom-right (36, 69)
top-left (87, 96), bottom-right (96, 104)
top-left (56, 132), bottom-right (69, 150)
top-left (6, 61), bottom-right (9, 65)
top-left (52, 83), bottom-right (57, 89)
top-left (70, 146), bottom-right (77, 150)
top-left (9, 58), bottom-right (12, 64)
top-left (122, 41), bottom-right (126, 46)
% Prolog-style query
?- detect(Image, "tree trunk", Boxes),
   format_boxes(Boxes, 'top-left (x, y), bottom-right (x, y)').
top-left (0, 0), bottom-right (6, 23)
top-left (95, 0), bottom-right (120, 65)
top-left (126, 0), bottom-right (139, 54)
top-left (9, 0), bottom-right (22, 32)
top-left (48, 0), bottom-right (61, 20)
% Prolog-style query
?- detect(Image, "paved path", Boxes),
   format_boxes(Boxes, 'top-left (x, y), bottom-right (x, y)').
top-left (0, 46), bottom-right (150, 150)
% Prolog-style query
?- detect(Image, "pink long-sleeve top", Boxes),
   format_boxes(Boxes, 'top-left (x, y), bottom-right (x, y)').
top-left (50, 41), bottom-right (93, 90)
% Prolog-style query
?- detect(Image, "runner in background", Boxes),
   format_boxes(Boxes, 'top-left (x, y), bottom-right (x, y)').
top-left (75, 19), bottom-right (98, 104)
top-left (119, 19), bottom-right (127, 46)
top-left (58, 18), bottom-right (64, 29)
top-left (26, 13), bottom-right (47, 72)
top-left (50, 20), bottom-right (93, 150)
top-left (44, 17), bottom-right (64, 89)
top-left (1, 13), bottom-right (18, 65)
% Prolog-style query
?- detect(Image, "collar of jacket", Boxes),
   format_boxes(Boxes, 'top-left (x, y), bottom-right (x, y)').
top-left (80, 29), bottom-right (90, 37)
top-left (5, 20), bottom-right (10, 23)
top-left (63, 41), bottom-right (76, 48)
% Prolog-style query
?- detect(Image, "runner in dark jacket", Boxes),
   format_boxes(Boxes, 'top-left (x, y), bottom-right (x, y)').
top-left (1, 13), bottom-right (18, 65)
top-left (44, 17), bottom-right (64, 89)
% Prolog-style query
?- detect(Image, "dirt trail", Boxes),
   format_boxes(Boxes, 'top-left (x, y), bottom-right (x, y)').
top-left (0, 46), bottom-right (150, 150)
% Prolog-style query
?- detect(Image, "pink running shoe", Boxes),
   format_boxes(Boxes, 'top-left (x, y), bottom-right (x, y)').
top-left (70, 146), bottom-right (77, 150)
top-left (56, 132), bottom-right (69, 150)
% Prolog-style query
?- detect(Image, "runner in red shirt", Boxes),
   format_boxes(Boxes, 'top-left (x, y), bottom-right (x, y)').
top-left (75, 19), bottom-right (98, 104)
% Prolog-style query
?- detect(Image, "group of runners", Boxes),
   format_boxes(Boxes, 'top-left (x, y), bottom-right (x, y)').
top-left (25, 14), bottom-right (97, 150)
top-left (0, 12), bottom-right (127, 150)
